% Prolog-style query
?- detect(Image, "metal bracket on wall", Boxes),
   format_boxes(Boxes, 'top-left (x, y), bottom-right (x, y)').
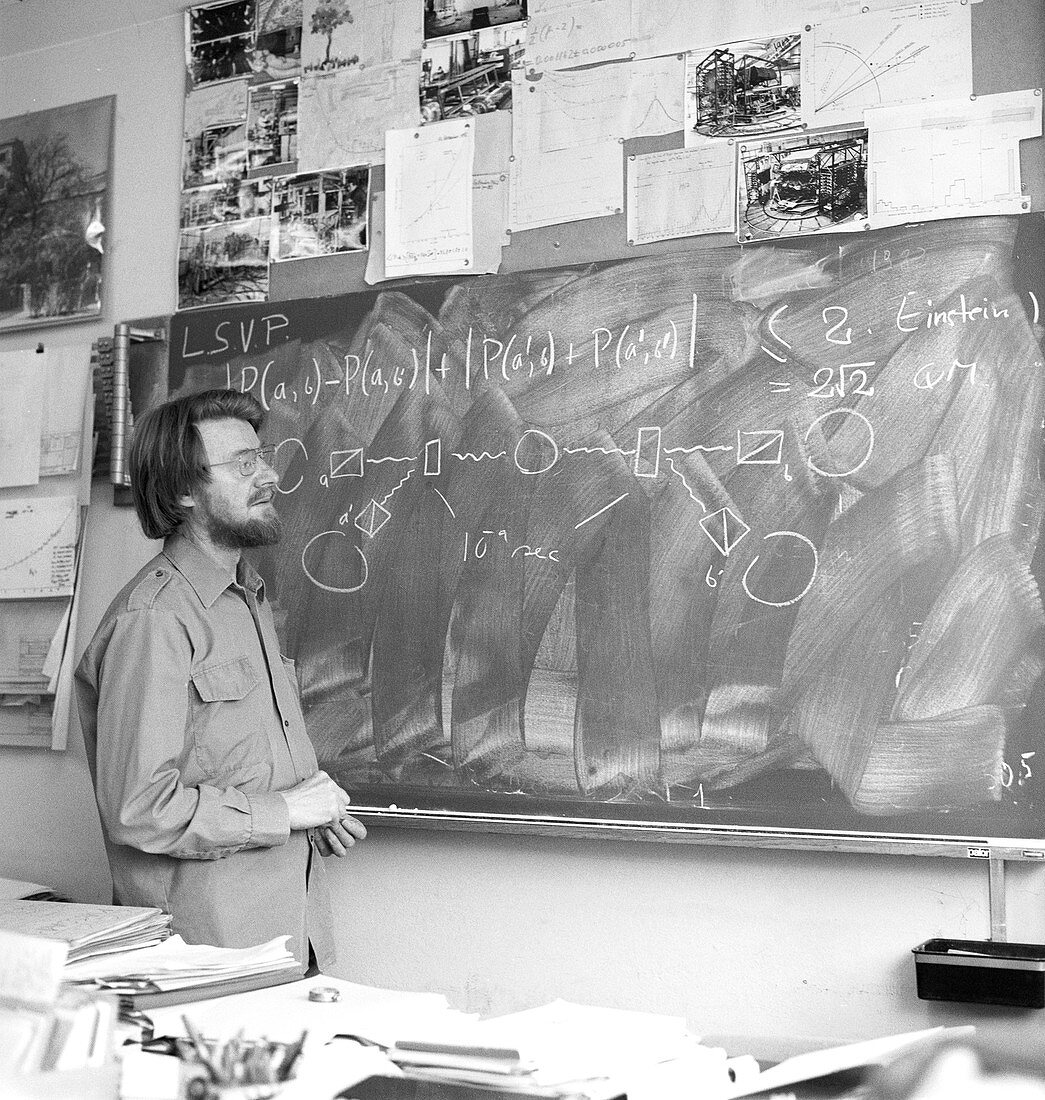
top-left (111, 322), bottom-right (167, 495)
top-left (989, 855), bottom-right (1007, 942)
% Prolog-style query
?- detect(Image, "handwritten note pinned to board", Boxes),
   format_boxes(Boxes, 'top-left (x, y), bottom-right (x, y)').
top-left (385, 118), bottom-right (475, 278)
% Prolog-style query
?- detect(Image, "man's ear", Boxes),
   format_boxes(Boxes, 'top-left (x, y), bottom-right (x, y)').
top-left (178, 491), bottom-right (196, 510)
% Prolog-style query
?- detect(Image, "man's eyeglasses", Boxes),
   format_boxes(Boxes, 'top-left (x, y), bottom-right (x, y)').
top-left (207, 445), bottom-right (277, 478)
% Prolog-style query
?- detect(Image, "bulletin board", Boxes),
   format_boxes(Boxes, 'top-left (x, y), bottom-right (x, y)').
top-left (154, 0), bottom-right (1045, 853)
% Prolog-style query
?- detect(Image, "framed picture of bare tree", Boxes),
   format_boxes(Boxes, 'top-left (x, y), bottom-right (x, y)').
top-left (0, 96), bottom-right (114, 332)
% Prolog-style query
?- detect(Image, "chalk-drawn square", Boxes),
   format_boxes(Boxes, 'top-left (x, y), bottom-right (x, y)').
top-left (737, 429), bottom-right (783, 465)
top-left (330, 449), bottom-right (364, 478)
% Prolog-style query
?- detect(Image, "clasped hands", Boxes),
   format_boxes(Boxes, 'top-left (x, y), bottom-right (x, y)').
top-left (282, 770), bottom-right (367, 857)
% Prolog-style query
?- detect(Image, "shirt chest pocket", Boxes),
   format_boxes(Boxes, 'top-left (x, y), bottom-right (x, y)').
top-left (189, 656), bottom-right (269, 782)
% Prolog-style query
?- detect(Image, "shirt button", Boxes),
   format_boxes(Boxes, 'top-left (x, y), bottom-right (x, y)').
top-left (284, 719), bottom-right (290, 727)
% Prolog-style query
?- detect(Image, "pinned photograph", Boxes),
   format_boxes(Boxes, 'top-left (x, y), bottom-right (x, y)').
top-left (271, 166), bottom-right (369, 259)
top-left (181, 178), bottom-right (274, 228)
top-left (685, 35), bottom-right (801, 143)
top-left (187, 0), bottom-right (257, 86)
top-left (250, 0), bottom-right (303, 81)
top-left (302, 0), bottom-right (420, 74)
top-left (737, 128), bottom-right (868, 241)
top-left (424, 0), bottom-right (527, 44)
top-left (178, 215), bottom-right (270, 308)
top-left (420, 23), bottom-right (524, 124)
top-left (247, 80), bottom-right (298, 175)
top-left (0, 96), bottom-right (114, 330)
top-left (183, 80), bottom-right (249, 188)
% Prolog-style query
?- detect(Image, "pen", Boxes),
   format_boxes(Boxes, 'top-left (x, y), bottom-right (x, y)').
top-left (277, 1029), bottom-right (308, 1081)
top-left (181, 1015), bottom-right (221, 1083)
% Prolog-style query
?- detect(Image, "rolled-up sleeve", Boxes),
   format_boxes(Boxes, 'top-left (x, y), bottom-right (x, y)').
top-left (92, 608), bottom-right (290, 859)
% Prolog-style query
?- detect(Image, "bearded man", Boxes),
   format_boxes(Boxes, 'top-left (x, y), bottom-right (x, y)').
top-left (75, 389), bottom-right (364, 973)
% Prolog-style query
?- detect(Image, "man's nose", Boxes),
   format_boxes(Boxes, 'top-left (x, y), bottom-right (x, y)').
top-left (255, 452), bottom-right (280, 487)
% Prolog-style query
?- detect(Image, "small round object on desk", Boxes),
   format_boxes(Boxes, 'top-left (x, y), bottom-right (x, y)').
top-left (308, 985), bottom-right (342, 1003)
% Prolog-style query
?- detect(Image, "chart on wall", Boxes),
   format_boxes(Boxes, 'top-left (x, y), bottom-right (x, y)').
top-left (167, 214), bottom-right (1045, 848)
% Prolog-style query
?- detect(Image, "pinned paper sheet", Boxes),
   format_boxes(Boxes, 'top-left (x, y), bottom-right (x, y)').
top-left (509, 139), bottom-right (623, 231)
top-left (0, 495), bottom-right (79, 599)
top-left (525, 0), bottom-right (634, 72)
top-left (514, 58), bottom-right (684, 154)
top-left (801, 2), bottom-right (972, 129)
top-left (632, 0), bottom-right (900, 64)
top-left (627, 145), bottom-right (737, 244)
top-left (39, 344), bottom-right (92, 477)
top-left (299, 62), bottom-right (421, 171)
top-left (868, 89), bottom-right (1043, 228)
top-left (0, 350), bottom-right (45, 489)
top-left (385, 118), bottom-right (475, 278)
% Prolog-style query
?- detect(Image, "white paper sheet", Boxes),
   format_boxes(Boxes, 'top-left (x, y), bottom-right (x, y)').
top-left (299, 62), bottom-right (421, 170)
top-left (524, 0), bottom-right (634, 72)
top-left (0, 598), bottom-right (69, 689)
top-left (868, 88), bottom-right (1043, 227)
top-left (472, 109), bottom-right (512, 266)
top-left (509, 139), bottom-right (623, 231)
top-left (515, 58), bottom-right (684, 154)
top-left (39, 344), bottom-right (92, 477)
top-left (183, 78), bottom-right (248, 137)
top-left (0, 350), bottom-right (44, 489)
top-left (801, 2), bottom-right (972, 129)
top-left (0, 495), bottom-right (78, 599)
top-left (385, 118), bottom-right (475, 278)
top-left (627, 144), bottom-right (737, 244)
top-left (631, 0), bottom-right (900, 63)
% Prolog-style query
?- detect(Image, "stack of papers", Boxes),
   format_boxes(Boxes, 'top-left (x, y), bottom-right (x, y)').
top-left (0, 900), bottom-right (170, 965)
top-left (389, 1000), bottom-right (731, 1100)
top-left (64, 934), bottom-right (300, 994)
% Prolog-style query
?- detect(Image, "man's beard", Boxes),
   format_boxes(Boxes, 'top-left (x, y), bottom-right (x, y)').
top-left (205, 508), bottom-right (284, 549)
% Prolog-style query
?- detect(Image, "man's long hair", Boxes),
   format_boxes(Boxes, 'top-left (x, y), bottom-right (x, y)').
top-left (129, 389), bottom-right (265, 541)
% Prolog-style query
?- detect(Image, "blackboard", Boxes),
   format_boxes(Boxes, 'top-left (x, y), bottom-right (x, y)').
top-left (167, 214), bottom-right (1045, 854)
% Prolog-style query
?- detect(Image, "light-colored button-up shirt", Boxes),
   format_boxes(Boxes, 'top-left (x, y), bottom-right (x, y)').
top-left (75, 533), bottom-right (333, 971)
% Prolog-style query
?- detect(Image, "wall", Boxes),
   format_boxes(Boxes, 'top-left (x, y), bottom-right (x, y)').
top-left (2, 0), bottom-right (1045, 1054)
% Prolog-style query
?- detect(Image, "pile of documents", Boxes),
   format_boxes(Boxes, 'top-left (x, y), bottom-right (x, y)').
top-left (387, 1000), bottom-right (735, 1100)
top-left (0, 929), bottom-right (116, 1076)
top-left (63, 934), bottom-right (301, 1007)
top-left (0, 899), bottom-right (170, 966)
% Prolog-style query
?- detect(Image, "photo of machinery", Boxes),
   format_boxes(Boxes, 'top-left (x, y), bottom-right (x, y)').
top-left (686, 35), bottom-right (801, 140)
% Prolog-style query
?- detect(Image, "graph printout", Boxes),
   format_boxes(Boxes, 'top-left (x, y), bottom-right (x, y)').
top-left (802, 3), bottom-right (972, 129)
top-left (627, 145), bottom-right (737, 244)
top-left (0, 496), bottom-right (78, 600)
top-left (867, 89), bottom-right (1043, 227)
top-left (385, 118), bottom-right (474, 278)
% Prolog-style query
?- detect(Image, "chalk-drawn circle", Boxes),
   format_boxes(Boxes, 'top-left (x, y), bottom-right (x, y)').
top-left (301, 530), bottom-right (369, 593)
top-left (514, 428), bottom-right (559, 475)
top-left (742, 531), bottom-right (819, 608)
top-left (804, 408), bottom-right (874, 478)
top-left (274, 437), bottom-right (306, 494)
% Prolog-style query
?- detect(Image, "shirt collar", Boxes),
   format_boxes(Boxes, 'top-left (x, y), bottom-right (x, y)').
top-left (162, 533), bottom-right (265, 607)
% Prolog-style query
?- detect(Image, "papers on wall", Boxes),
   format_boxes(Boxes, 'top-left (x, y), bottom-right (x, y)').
top-left (525, 0), bottom-right (634, 72)
top-left (509, 138), bottom-right (623, 231)
top-left (631, 0), bottom-right (900, 64)
top-left (271, 166), bottom-right (370, 260)
top-left (302, 0), bottom-right (420, 74)
top-left (385, 118), bottom-right (475, 278)
top-left (299, 62), bottom-right (421, 171)
top-left (514, 57), bottom-right (684, 154)
top-left (0, 599), bottom-right (70, 692)
top-left (39, 344), bottom-right (92, 477)
top-left (627, 145), bottom-right (737, 244)
top-left (801, 2), bottom-right (972, 130)
top-left (0, 350), bottom-right (45, 489)
top-left (868, 88), bottom-right (1043, 228)
top-left (0, 495), bottom-right (79, 599)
